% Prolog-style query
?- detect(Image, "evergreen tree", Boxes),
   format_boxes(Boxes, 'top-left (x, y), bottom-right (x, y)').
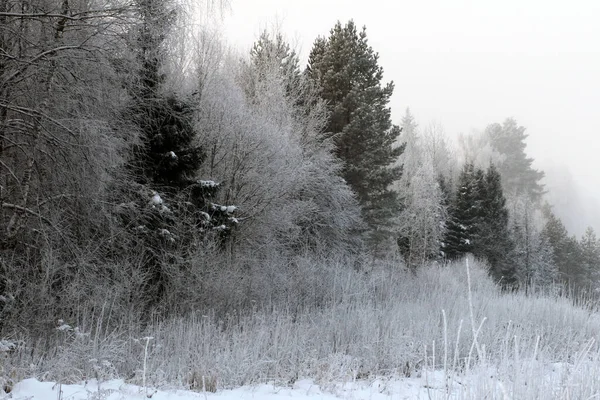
top-left (118, 0), bottom-right (236, 306)
top-left (307, 20), bottom-right (404, 251)
top-left (248, 30), bottom-right (302, 99)
top-left (580, 227), bottom-right (600, 290)
top-left (444, 163), bottom-right (514, 286)
top-left (443, 163), bottom-right (481, 259)
top-left (476, 164), bottom-right (515, 286)
top-left (541, 205), bottom-right (585, 289)
top-left (128, 0), bottom-right (203, 188)
top-left (397, 108), bottom-right (420, 186)
top-left (233, 31), bottom-right (363, 255)
top-left (485, 118), bottom-right (545, 202)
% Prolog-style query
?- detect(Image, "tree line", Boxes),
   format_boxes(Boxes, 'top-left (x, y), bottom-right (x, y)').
top-left (1, 1), bottom-right (598, 339)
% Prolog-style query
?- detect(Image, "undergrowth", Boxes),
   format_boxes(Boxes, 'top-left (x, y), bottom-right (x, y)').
top-left (2, 256), bottom-right (600, 399)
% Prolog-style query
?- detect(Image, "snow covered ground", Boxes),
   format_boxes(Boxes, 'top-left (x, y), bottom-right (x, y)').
top-left (2, 372), bottom-right (479, 400)
top-left (2, 365), bottom-right (570, 400)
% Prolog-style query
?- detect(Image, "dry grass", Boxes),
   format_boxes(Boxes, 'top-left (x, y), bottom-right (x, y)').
top-left (3, 255), bottom-right (600, 398)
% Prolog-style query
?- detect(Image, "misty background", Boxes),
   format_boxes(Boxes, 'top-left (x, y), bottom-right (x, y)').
top-left (221, 0), bottom-right (600, 236)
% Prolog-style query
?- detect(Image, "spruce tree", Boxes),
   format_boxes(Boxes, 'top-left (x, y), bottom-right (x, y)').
top-left (248, 30), bottom-right (302, 99)
top-left (485, 118), bottom-right (545, 202)
top-left (398, 108), bottom-right (420, 185)
top-left (307, 20), bottom-right (404, 250)
top-left (128, 0), bottom-right (203, 188)
top-left (541, 205), bottom-right (585, 289)
top-left (118, 0), bottom-right (236, 306)
top-left (476, 164), bottom-right (515, 286)
top-left (443, 163), bottom-right (480, 259)
top-left (444, 163), bottom-right (514, 285)
top-left (581, 227), bottom-right (600, 291)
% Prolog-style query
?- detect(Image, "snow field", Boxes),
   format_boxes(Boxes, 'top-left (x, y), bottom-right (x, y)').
top-left (3, 257), bottom-right (600, 399)
top-left (7, 362), bottom-right (600, 400)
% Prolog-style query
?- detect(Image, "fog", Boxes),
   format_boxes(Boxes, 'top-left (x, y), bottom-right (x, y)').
top-left (221, 0), bottom-right (600, 236)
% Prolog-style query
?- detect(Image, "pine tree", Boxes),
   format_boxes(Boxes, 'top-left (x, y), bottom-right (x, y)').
top-left (307, 20), bottom-right (404, 251)
top-left (128, 0), bottom-right (235, 228)
top-left (233, 31), bottom-right (364, 255)
top-left (485, 118), bottom-right (545, 202)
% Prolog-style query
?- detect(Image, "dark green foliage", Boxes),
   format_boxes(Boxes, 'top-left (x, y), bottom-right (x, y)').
top-left (443, 163), bottom-right (480, 259)
top-left (128, 1), bottom-right (205, 188)
top-left (135, 0), bottom-right (176, 95)
top-left (476, 164), bottom-right (515, 286)
top-left (129, 96), bottom-right (204, 187)
top-left (486, 119), bottom-right (545, 202)
top-left (307, 20), bottom-right (404, 248)
top-left (116, 0), bottom-right (237, 307)
top-left (443, 163), bottom-right (515, 285)
top-left (541, 205), bottom-right (586, 288)
top-left (243, 31), bottom-right (364, 256)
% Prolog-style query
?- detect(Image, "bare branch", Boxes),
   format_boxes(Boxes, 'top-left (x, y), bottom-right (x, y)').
top-left (1, 45), bottom-right (84, 86)
top-left (1, 202), bottom-right (54, 227)
top-left (0, 102), bottom-right (78, 138)
top-left (0, 158), bottom-right (21, 185)
top-left (0, 8), bottom-right (134, 21)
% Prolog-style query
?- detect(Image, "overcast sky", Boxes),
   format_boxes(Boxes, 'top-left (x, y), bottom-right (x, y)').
top-left (220, 0), bottom-right (600, 234)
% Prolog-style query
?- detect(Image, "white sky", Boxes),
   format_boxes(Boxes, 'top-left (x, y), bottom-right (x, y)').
top-left (220, 0), bottom-right (600, 234)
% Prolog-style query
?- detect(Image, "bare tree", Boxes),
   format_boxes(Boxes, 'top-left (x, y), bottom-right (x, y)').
top-left (192, 31), bottom-right (362, 257)
top-left (0, 0), bottom-right (134, 333)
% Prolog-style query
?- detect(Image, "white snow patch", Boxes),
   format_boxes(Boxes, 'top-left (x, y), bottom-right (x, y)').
top-left (199, 180), bottom-right (219, 188)
top-left (150, 192), bottom-right (163, 205)
top-left (0, 340), bottom-right (16, 352)
top-left (215, 205), bottom-right (236, 214)
top-left (8, 365), bottom-right (562, 400)
top-left (56, 324), bottom-right (72, 332)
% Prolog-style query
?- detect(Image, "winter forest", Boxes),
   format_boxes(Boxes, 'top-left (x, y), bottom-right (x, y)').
top-left (3, 1), bottom-right (600, 399)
